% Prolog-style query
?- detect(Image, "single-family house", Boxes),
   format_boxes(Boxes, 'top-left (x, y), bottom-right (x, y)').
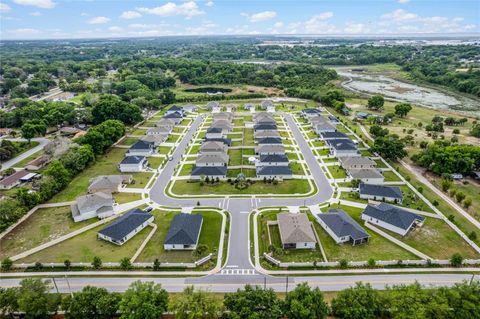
top-left (0, 170), bottom-right (30, 190)
top-left (226, 103), bottom-right (237, 112)
top-left (156, 119), bottom-right (176, 128)
top-left (212, 112), bottom-right (233, 122)
top-left (119, 156), bottom-right (148, 172)
top-left (361, 203), bottom-right (425, 236)
top-left (71, 192), bottom-right (114, 222)
top-left (277, 213), bottom-right (316, 249)
top-left (261, 100), bottom-right (275, 112)
top-left (98, 208), bottom-right (154, 245)
top-left (207, 101), bottom-right (222, 113)
top-left (328, 115), bottom-right (340, 124)
top-left (147, 126), bottom-right (172, 135)
top-left (199, 141), bottom-right (228, 154)
top-left (127, 140), bottom-right (155, 156)
top-left (316, 209), bottom-right (370, 245)
top-left (196, 153), bottom-right (229, 167)
top-left (257, 154), bottom-right (289, 166)
top-left (356, 112), bottom-right (371, 120)
top-left (348, 168), bottom-right (384, 184)
top-left (164, 213), bottom-right (203, 250)
top-left (255, 144), bottom-right (285, 155)
top-left (326, 139), bottom-right (359, 157)
top-left (245, 103), bottom-right (256, 112)
top-left (314, 122), bottom-right (336, 135)
top-left (166, 105), bottom-right (184, 116)
top-left (183, 104), bottom-right (197, 113)
top-left (254, 117), bottom-right (276, 125)
top-left (88, 175), bottom-right (133, 194)
top-left (339, 156), bottom-right (376, 170)
top-left (256, 166), bottom-right (293, 179)
top-left (257, 137), bottom-right (282, 145)
top-left (25, 155), bottom-right (50, 170)
top-left (254, 130), bottom-right (280, 139)
top-left (211, 120), bottom-right (233, 132)
top-left (254, 124), bottom-right (278, 132)
top-left (140, 134), bottom-right (168, 147)
top-left (301, 108), bottom-right (321, 118)
top-left (204, 137), bottom-right (232, 146)
top-left (191, 166), bottom-right (227, 179)
top-left (359, 183), bottom-right (403, 203)
top-left (163, 112), bottom-right (183, 124)
top-left (205, 127), bottom-right (225, 139)
top-left (320, 131), bottom-right (349, 140)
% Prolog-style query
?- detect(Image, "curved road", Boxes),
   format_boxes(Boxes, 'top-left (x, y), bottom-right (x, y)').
top-left (149, 113), bottom-right (333, 271)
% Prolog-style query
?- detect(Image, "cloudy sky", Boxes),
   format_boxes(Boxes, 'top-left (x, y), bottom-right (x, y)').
top-left (0, 0), bottom-right (478, 40)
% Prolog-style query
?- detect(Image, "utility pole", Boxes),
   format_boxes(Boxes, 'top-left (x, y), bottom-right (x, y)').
top-left (51, 278), bottom-right (59, 294)
top-left (264, 276), bottom-right (266, 290)
top-left (285, 275), bottom-right (289, 294)
top-left (65, 275), bottom-right (73, 297)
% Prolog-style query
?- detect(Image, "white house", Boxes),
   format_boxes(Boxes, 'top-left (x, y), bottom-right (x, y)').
top-left (316, 209), bottom-right (370, 246)
top-left (359, 183), bottom-right (403, 203)
top-left (164, 213), bottom-right (203, 250)
top-left (71, 192), bottom-right (114, 222)
top-left (348, 168), bottom-right (384, 184)
top-left (98, 209), bottom-right (154, 245)
top-left (196, 153), bottom-right (229, 167)
top-left (205, 127), bottom-right (225, 139)
top-left (119, 156), bottom-right (148, 172)
top-left (127, 140), bottom-right (155, 156)
top-left (361, 203), bottom-right (425, 236)
top-left (277, 213), bottom-right (316, 249)
top-left (256, 166), bottom-right (293, 180)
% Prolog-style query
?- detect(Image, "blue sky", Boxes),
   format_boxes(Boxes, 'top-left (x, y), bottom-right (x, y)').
top-left (0, 0), bottom-right (478, 39)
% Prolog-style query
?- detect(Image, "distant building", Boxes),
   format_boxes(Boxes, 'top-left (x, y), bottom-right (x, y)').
top-left (164, 213), bottom-right (203, 250)
top-left (261, 100), bottom-right (275, 112)
top-left (361, 203), bottom-right (425, 236)
top-left (98, 209), bottom-right (154, 245)
top-left (0, 170), bottom-right (30, 190)
top-left (245, 103), bottom-right (256, 112)
top-left (25, 155), bottom-right (50, 170)
top-left (356, 112), bottom-right (371, 120)
top-left (165, 105), bottom-right (184, 116)
top-left (277, 213), bottom-right (316, 249)
top-left (183, 104), bottom-right (197, 113)
top-left (316, 209), bottom-right (370, 246)
top-left (71, 192), bottom-right (114, 222)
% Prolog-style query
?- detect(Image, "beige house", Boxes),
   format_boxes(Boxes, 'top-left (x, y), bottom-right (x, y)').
top-left (277, 213), bottom-right (316, 249)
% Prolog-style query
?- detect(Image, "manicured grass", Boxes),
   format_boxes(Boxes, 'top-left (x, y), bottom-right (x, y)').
top-left (328, 165), bottom-right (347, 179)
top-left (290, 163), bottom-right (305, 175)
top-left (242, 148), bottom-right (255, 156)
top-left (339, 192), bottom-right (368, 203)
top-left (306, 131), bottom-right (317, 139)
top-left (374, 159), bottom-right (388, 168)
top-left (136, 210), bottom-right (222, 264)
top-left (126, 172), bottom-right (154, 188)
top-left (317, 205), bottom-right (416, 261)
top-left (431, 178), bottom-right (480, 220)
top-left (142, 121), bottom-right (156, 127)
top-left (243, 129), bottom-right (254, 146)
top-left (312, 140), bottom-right (326, 147)
top-left (383, 170), bottom-right (402, 182)
top-left (0, 206), bottom-right (95, 259)
top-left (233, 118), bottom-right (244, 126)
top-left (172, 127), bottom-right (185, 134)
top-left (166, 135), bottom-right (180, 143)
top-left (130, 128), bottom-right (147, 136)
top-left (147, 157), bottom-right (163, 169)
top-left (178, 164), bottom-right (193, 176)
top-left (171, 179), bottom-right (311, 195)
top-left (398, 186), bottom-right (434, 213)
top-left (20, 221), bottom-right (151, 263)
top-left (286, 152), bottom-right (299, 161)
top-left (322, 157), bottom-right (338, 163)
top-left (113, 192), bottom-right (142, 204)
top-left (318, 149), bottom-right (330, 156)
top-left (118, 137), bottom-right (139, 146)
top-left (159, 146), bottom-right (173, 155)
top-left (228, 149), bottom-right (243, 166)
top-left (187, 145), bottom-right (199, 155)
top-left (385, 218), bottom-right (479, 259)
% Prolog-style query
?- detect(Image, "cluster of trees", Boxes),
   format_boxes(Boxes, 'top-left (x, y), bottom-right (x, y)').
top-left (1, 279), bottom-right (479, 319)
top-left (372, 134), bottom-right (407, 161)
top-left (91, 95), bottom-right (142, 125)
top-left (76, 119), bottom-right (126, 155)
top-left (411, 142), bottom-right (480, 175)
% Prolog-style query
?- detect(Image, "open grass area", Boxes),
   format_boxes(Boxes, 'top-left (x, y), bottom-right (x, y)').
top-left (398, 186), bottom-right (434, 213)
top-left (384, 218), bottom-right (479, 259)
top-left (431, 177), bottom-right (480, 220)
top-left (20, 221), bottom-right (152, 263)
top-left (317, 205), bottom-right (416, 261)
top-left (228, 149), bottom-right (243, 166)
top-left (243, 129), bottom-right (254, 146)
top-left (340, 192), bottom-right (368, 204)
top-left (113, 192), bottom-right (142, 204)
top-left (130, 128), bottom-right (147, 136)
top-left (118, 137), bottom-right (138, 146)
top-left (166, 135), bottom-right (180, 143)
top-left (374, 159), bottom-right (388, 168)
top-left (383, 170), bottom-right (402, 182)
top-left (178, 164), bottom-right (193, 176)
top-left (328, 165), bottom-right (347, 179)
top-left (147, 157), bottom-right (163, 169)
top-left (0, 206), bottom-right (95, 259)
top-left (290, 163), bottom-right (305, 175)
top-left (126, 172), bottom-right (154, 188)
top-left (171, 179), bottom-right (311, 195)
top-left (136, 210), bottom-right (222, 265)
top-left (312, 140), bottom-right (326, 147)
top-left (187, 145), bottom-right (199, 155)
top-left (318, 149), bottom-right (331, 156)
top-left (159, 146), bottom-right (173, 155)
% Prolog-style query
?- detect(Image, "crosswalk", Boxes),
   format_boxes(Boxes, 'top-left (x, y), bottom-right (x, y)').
top-left (220, 269), bottom-right (257, 276)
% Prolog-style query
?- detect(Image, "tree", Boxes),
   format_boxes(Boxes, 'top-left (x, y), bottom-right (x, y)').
top-left (119, 281), bottom-right (168, 319)
top-left (367, 95), bottom-right (384, 111)
top-left (445, 281), bottom-right (480, 318)
top-left (0, 286), bottom-right (19, 316)
top-left (64, 259), bottom-right (71, 269)
top-left (169, 286), bottom-right (222, 319)
top-left (450, 253), bottom-right (463, 267)
top-left (455, 191), bottom-right (466, 203)
top-left (372, 135), bottom-right (407, 161)
top-left (394, 103), bottom-right (413, 117)
top-left (1, 258), bottom-right (13, 271)
top-left (223, 285), bottom-right (283, 319)
top-left (283, 282), bottom-right (328, 319)
top-left (331, 282), bottom-right (384, 319)
top-left (92, 256), bottom-right (102, 269)
top-left (17, 278), bottom-right (61, 319)
top-left (120, 257), bottom-right (132, 270)
top-left (385, 282), bottom-right (437, 319)
top-left (369, 124), bottom-right (389, 137)
top-left (470, 124), bottom-right (480, 138)
top-left (63, 286), bottom-right (120, 319)
top-left (21, 123), bottom-right (36, 142)
top-left (91, 94), bottom-right (142, 125)
top-left (44, 160), bottom-right (71, 188)
top-left (463, 197), bottom-right (472, 209)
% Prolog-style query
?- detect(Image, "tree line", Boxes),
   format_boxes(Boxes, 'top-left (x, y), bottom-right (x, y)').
top-left (1, 278), bottom-right (478, 319)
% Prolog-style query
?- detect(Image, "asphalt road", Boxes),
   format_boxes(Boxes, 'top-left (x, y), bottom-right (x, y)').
top-left (0, 137), bottom-right (49, 170)
top-left (149, 113), bottom-right (332, 270)
top-left (2, 273), bottom-right (477, 293)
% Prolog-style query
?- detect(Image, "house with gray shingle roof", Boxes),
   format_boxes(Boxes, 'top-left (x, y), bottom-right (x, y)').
top-left (127, 140), bottom-right (155, 156)
top-left (326, 139), bottom-right (359, 157)
top-left (255, 144), bottom-right (285, 155)
top-left (71, 192), bottom-right (114, 222)
top-left (98, 208), bottom-right (154, 245)
top-left (258, 154), bottom-right (289, 166)
top-left (314, 122), bottom-right (336, 135)
top-left (140, 134), bottom-right (168, 146)
top-left (261, 100), bottom-right (275, 112)
top-left (256, 166), bottom-right (293, 179)
top-left (301, 108), bottom-right (321, 118)
top-left (361, 203), bottom-right (425, 236)
top-left (245, 103), bottom-right (256, 112)
top-left (257, 137), bottom-right (282, 145)
top-left (277, 213), bottom-right (316, 249)
top-left (211, 120), bottom-right (233, 132)
top-left (207, 101), bottom-right (221, 112)
top-left (205, 127), bottom-right (225, 139)
top-left (163, 112), bottom-right (183, 124)
top-left (196, 153), bottom-right (229, 167)
top-left (339, 156), bottom-right (376, 170)
top-left (147, 126), bottom-right (172, 135)
top-left (254, 123), bottom-right (277, 132)
top-left (88, 175), bottom-right (133, 194)
top-left (254, 130), bottom-right (280, 139)
top-left (199, 141), bottom-right (228, 154)
top-left (348, 168), bottom-right (384, 184)
top-left (119, 156), bottom-right (148, 172)
top-left (156, 119), bottom-right (176, 128)
top-left (166, 105), bottom-right (184, 116)
top-left (359, 183), bottom-right (403, 203)
top-left (316, 209), bottom-right (370, 246)
top-left (164, 213), bottom-right (203, 250)
top-left (191, 166), bottom-right (227, 179)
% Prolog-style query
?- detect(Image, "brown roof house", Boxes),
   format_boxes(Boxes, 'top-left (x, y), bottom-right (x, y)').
top-left (25, 155), bottom-right (50, 170)
top-left (277, 213), bottom-right (317, 249)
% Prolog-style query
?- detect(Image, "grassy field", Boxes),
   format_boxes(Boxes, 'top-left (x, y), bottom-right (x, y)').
top-left (178, 164), bottom-right (193, 176)
top-left (147, 157), bottom-right (163, 169)
top-left (159, 146), bottom-right (173, 155)
top-left (228, 149), bottom-right (243, 166)
top-left (290, 163), bottom-right (305, 175)
top-left (126, 172), bottom-right (154, 188)
top-left (118, 137), bottom-right (139, 146)
top-left (317, 205), bottom-right (416, 261)
top-left (130, 128), bottom-right (147, 136)
top-left (113, 192), bottom-right (142, 204)
top-left (166, 135), bottom-right (180, 143)
top-left (171, 179), bottom-right (312, 195)
top-left (383, 170), bottom-right (402, 182)
top-left (0, 206), bottom-right (95, 259)
top-left (136, 210), bottom-right (222, 264)
top-left (328, 165), bottom-right (347, 179)
top-left (398, 186), bottom-right (434, 213)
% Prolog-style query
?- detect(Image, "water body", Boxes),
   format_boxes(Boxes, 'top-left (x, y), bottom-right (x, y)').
top-left (336, 68), bottom-right (480, 117)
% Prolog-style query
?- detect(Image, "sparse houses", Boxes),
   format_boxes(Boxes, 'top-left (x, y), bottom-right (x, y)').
top-left (25, 155), bottom-right (50, 170)
top-left (98, 208), bottom-right (154, 245)
top-left (199, 141), bottom-right (228, 154)
top-left (316, 209), bottom-right (370, 246)
top-left (257, 137), bottom-right (282, 145)
top-left (127, 140), bottom-right (155, 156)
top-left (320, 131), bottom-right (349, 140)
top-left (164, 213), bottom-right (203, 250)
top-left (88, 175), bottom-right (133, 194)
top-left (361, 203), bottom-right (425, 236)
top-left (261, 100), bottom-right (275, 112)
top-left (339, 156), bottom-right (376, 170)
top-left (326, 139), bottom-right (359, 157)
top-left (196, 153), bottom-right (229, 167)
top-left (0, 170), bottom-right (31, 190)
top-left (147, 126), bottom-right (172, 135)
top-left (356, 112), bottom-right (371, 120)
top-left (348, 168), bottom-right (384, 184)
top-left (257, 154), bottom-right (289, 166)
top-left (245, 103), bottom-right (256, 112)
top-left (207, 101), bottom-right (221, 113)
top-left (254, 130), bottom-right (280, 139)
top-left (254, 123), bottom-right (277, 132)
top-left (165, 105), bottom-right (184, 116)
top-left (71, 192), bottom-right (114, 222)
top-left (255, 144), bottom-right (285, 155)
top-left (277, 213), bottom-right (316, 249)
top-left (119, 156), bottom-right (148, 172)
top-left (359, 183), bottom-right (403, 203)
top-left (256, 166), bottom-right (293, 179)
top-left (191, 166), bottom-right (227, 179)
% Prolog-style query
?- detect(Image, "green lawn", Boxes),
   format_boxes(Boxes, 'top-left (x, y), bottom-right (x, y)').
top-left (126, 172), bottom-right (154, 188)
top-left (130, 128), bottom-right (147, 136)
top-left (159, 146), bottom-right (173, 155)
top-left (187, 145), bottom-right (200, 155)
top-left (179, 164), bottom-right (193, 176)
top-left (374, 159), bottom-right (388, 168)
top-left (290, 163), bottom-right (305, 175)
top-left (340, 192), bottom-right (368, 203)
top-left (244, 129), bottom-right (254, 146)
top-left (136, 210), bottom-right (222, 265)
top-left (113, 192), bottom-right (142, 204)
top-left (318, 149), bottom-right (331, 156)
top-left (228, 149), bottom-right (243, 166)
top-left (317, 205), bottom-right (416, 261)
top-left (398, 186), bottom-right (433, 213)
top-left (166, 135), bottom-right (180, 143)
top-left (172, 127), bottom-right (185, 134)
top-left (233, 118), bottom-right (244, 126)
top-left (0, 206), bottom-right (95, 260)
top-left (328, 165), bottom-right (347, 179)
top-left (118, 137), bottom-right (139, 146)
top-left (171, 179), bottom-right (312, 195)
top-left (142, 122), bottom-right (156, 127)
top-left (383, 170), bottom-right (402, 182)
top-left (312, 140), bottom-right (326, 147)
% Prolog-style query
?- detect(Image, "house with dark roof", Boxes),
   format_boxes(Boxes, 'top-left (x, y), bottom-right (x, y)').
top-left (326, 139), bottom-right (359, 157)
top-left (256, 166), bottom-right (293, 179)
top-left (356, 111), bottom-right (371, 120)
top-left (328, 115), bottom-right (340, 124)
top-left (0, 170), bottom-right (30, 190)
top-left (261, 100), bottom-right (275, 112)
top-left (205, 127), bottom-right (225, 139)
top-left (127, 140), bottom-right (155, 156)
top-left (204, 137), bottom-right (232, 146)
top-left (244, 103), bottom-right (256, 112)
top-left (166, 105), bottom-right (184, 116)
top-left (361, 203), bottom-right (425, 236)
top-left (359, 183), bottom-right (403, 203)
top-left (258, 154), bottom-right (289, 166)
top-left (211, 120), bottom-right (233, 132)
top-left (164, 213), bottom-right (203, 250)
top-left (255, 144), bottom-right (285, 155)
top-left (119, 156), bottom-right (148, 172)
top-left (98, 209), bottom-right (154, 245)
top-left (320, 131), bottom-right (349, 140)
top-left (301, 108), bottom-right (321, 118)
top-left (254, 130), bottom-right (280, 139)
top-left (317, 209), bottom-right (370, 245)
top-left (191, 166), bottom-right (227, 179)
top-left (254, 123), bottom-right (277, 132)
top-left (257, 137), bottom-right (282, 145)
top-left (347, 168), bottom-right (384, 184)
top-left (163, 112), bottom-right (183, 124)
top-left (141, 134), bottom-right (168, 147)
top-left (71, 192), bottom-right (114, 222)
top-left (277, 213), bottom-right (316, 249)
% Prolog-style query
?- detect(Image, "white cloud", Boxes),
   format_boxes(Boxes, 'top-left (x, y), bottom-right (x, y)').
top-left (242, 11), bottom-right (277, 23)
top-left (8, 28), bottom-right (41, 36)
top-left (0, 3), bottom-right (11, 12)
top-left (304, 12), bottom-right (336, 33)
top-left (205, 1), bottom-right (214, 7)
top-left (137, 1), bottom-right (204, 19)
top-left (398, 0), bottom-right (410, 3)
top-left (344, 22), bottom-right (368, 34)
top-left (108, 26), bottom-right (123, 32)
top-left (88, 16), bottom-right (110, 24)
top-left (120, 11), bottom-right (142, 19)
top-left (381, 9), bottom-right (418, 22)
top-left (274, 21), bottom-right (284, 28)
top-left (30, 11), bottom-right (42, 16)
top-left (128, 23), bottom-right (151, 29)
top-left (13, 0), bottom-right (55, 9)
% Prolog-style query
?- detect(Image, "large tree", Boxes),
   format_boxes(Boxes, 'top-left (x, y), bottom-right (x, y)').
top-left (118, 281), bottom-right (168, 319)
top-left (283, 282), bottom-right (328, 319)
top-left (63, 286), bottom-right (120, 319)
top-left (169, 286), bottom-right (222, 319)
top-left (17, 278), bottom-right (61, 319)
top-left (394, 103), bottom-right (413, 117)
top-left (91, 94), bottom-right (142, 125)
top-left (367, 95), bottom-right (385, 111)
top-left (331, 282), bottom-right (385, 319)
top-left (223, 285), bottom-right (283, 319)
top-left (372, 134), bottom-right (407, 161)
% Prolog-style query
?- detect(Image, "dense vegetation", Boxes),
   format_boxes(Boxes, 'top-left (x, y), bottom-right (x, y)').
top-left (0, 279), bottom-right (479, 319)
